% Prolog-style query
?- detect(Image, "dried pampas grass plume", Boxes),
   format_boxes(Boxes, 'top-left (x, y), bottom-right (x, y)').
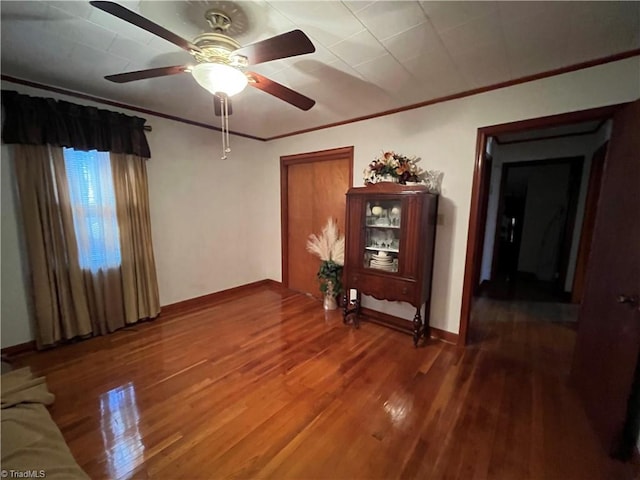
top-left (306, 218), bottom-right (345, 265)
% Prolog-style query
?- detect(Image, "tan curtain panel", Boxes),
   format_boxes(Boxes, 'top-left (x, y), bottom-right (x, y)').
top-left (82, 268), bottom-right (126, 335)
top-left (110, 153), bottom-right (161, 323)
top-left (13, 146), bottom-right (160, 348)
top-left (12, 145), bottom-right (92, 347)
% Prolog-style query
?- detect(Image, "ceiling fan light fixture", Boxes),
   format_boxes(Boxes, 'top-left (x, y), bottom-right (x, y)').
top-left (191, 63), bottom-right (248, 97)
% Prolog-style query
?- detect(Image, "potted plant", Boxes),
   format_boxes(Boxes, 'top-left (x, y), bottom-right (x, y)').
top-left (306, 218), bottom-right (345, 310)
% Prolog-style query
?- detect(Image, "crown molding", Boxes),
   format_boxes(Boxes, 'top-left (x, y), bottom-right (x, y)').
top-left (3, 49), bottom-right (638, 142)
top-left (265, 49), bottom-right (640, 141)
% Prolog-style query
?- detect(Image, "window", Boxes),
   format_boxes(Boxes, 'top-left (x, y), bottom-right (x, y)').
top-left (63, 148), bottom-right (121, 272)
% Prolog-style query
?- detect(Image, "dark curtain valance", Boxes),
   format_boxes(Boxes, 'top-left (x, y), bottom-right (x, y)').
top-left (1, 90), bottom-right (151, 158)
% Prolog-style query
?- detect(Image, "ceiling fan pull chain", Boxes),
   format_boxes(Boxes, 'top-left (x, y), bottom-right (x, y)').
top-left (224, 96), bottom-right (231, 154)
top-left (219, 95), bottom-right (227, 160)
top-left (217, 94), bottom-right (232, 159)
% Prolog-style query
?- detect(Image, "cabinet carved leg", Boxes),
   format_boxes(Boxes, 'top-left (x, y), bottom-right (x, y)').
top-left (343, 291), bottom-right (361, 329)
top-left (423, 308), bottom-right (429, 343)
top-left (342, 293), bottom-right (349, 324)
top-left (413, 307), bottom-right (423, 347)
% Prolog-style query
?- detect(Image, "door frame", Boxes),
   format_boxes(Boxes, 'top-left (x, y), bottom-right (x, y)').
top-left (459, 104), bottom-right (628, 346)
top-left (280, 146), bottom-right (354, 288)
top-left (472, 153), bottom-right (492, 294)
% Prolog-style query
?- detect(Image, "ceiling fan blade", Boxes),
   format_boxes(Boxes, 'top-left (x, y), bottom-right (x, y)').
top-left (213, 94), bottom-right (233, 117)
top-left (105, 65), bottom-right (189, 83)
top-left (247, 72), bottom-right (315, 111)
top-left (232, 30), bottom-right (315, 65)
top-left (90, 1), bottom-right (201, 53)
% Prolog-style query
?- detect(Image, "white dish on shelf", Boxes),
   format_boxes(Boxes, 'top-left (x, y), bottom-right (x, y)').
top-left (370, 265), bottom-right (396, 271)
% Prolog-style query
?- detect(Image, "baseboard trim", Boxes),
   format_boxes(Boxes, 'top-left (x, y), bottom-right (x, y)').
top-left (160, 279), bottom-right (282, 317)
top-left (359, 307), bottom-right (459, 345)
top-left (1, 340), bottom-right (37, 359)
top-left (430, 326), bottom-right (459, 345)
top-left (3, 283), bottom-right (462, 354)
top-left (0, 279), bottom-right (283, 356)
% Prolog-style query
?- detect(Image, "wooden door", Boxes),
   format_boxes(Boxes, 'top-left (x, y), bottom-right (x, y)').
top-left (281, 147), bottom-right (353, 297)
top-left (571, 100), bottom-right (640, 457)
top-left (571, 142), bottom-right (607, 303)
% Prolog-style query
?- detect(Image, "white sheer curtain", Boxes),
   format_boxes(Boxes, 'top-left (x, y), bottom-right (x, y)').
top-left (63, 148), bottom-right (121, 272)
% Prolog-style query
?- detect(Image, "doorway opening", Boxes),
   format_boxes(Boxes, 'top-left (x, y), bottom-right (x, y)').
top-left (459, 101), bottom-right (640, 461)
top-left (482, 154), bottom-right (585, 303)
top-left (460, 105), bottom-right (622, 346)
top-left (461, 113), bottom-right (617, 392)
top-left (469, 121), bottom-right (610, 347)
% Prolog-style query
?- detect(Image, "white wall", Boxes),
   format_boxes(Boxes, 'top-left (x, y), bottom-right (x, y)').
top-left (262, 58), bottom-right (640, 334)
top-left (143, 122), bottom-right (269, 305)
top-left (1, 80), bottom-right (269, 348)
top-left (1, 142), bottom-right (33, 347)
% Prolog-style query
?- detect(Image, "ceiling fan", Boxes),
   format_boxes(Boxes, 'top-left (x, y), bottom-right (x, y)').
top-left (90, 1), bottom-right (316, 157)
top-left (90, 1), bottom-right (316, 109)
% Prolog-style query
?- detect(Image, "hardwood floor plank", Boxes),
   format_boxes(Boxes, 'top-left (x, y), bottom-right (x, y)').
top-left (10, 284), bottom-right (634, 479)
top-left (453, 351), bottom-right (505, 480)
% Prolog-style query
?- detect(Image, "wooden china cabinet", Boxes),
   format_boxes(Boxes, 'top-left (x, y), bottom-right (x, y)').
top-left (342, 183), bottom-right (438, 346)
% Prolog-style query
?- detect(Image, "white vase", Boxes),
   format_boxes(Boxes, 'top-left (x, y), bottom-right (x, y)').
top-left (323, 280), bottom-right (338, 310)
top-left (381, 174), bottom-right (397, 183)
top-left (323, 294), bottom-right (338, 310)
top-left (424, 170), bottom-right (444, 194)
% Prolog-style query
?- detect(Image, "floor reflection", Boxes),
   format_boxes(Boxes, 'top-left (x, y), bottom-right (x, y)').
top-left (100, 382), bottom-right (144, 480)
top-left (383, 390), bottom-right (413, 429)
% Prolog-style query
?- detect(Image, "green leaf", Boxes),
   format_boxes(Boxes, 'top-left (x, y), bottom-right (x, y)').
top-left (316, 260), bottom-right (343, 297)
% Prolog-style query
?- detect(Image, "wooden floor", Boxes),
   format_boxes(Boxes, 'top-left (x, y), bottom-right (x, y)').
top-left (14, 284), bottom-right (633, 479)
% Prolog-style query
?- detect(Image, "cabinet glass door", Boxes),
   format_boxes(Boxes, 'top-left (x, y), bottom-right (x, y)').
top-left (364, 199), bottom-right (401, 273)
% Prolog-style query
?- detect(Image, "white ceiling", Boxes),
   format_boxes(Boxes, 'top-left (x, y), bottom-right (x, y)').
top-left (1, 1), bottom-right (639, 139)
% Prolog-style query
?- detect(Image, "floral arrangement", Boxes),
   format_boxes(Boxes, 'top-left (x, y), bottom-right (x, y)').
top-left (363, 151), bottom-right (424, 185)
top-left (306, 218), bottom-right (345, 298)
